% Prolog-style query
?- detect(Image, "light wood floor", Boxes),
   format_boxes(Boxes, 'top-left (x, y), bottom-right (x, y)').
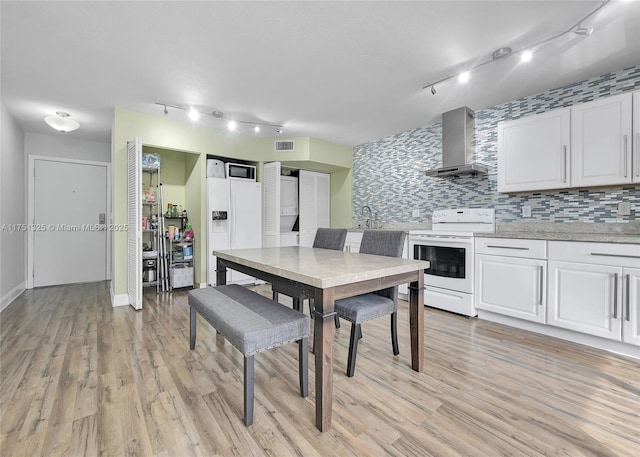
top-left (1, 281), bottom-right (639, 457)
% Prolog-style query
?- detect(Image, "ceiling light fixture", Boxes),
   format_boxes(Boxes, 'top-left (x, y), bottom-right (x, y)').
top-left (188, 107), bottom-right (200, 121)
top-left (573, 26), bottom-right (594, 36)
top-left (492, 47), bottom-right (512, 60)
top-left (422, 0), bottom-right (609, 95)
top-left (44, 111), bottom-right (80, 133)
top-left (520, 50), bottom-right (533, 63)
top-left (155, 102), bottom-right (284, 134)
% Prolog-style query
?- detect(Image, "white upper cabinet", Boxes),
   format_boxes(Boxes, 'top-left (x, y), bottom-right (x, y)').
top-left (498, 107), bottom-right (570, 192)
top-left (498, 91), bottom-right (639, 192)
top-left (571, 92), bottom-right (633, 187)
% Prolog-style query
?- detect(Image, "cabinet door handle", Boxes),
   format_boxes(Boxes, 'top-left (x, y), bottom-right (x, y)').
top-left (613, 273), bottom-right (619, 319)
top-left (590, 252), bottom-right (640, 259)
top-left (485, 245), bottom-right (530, 250)
top-left (623, 134), bottom-right (628, 178)
top-left (537, 265), bottom-right (544, 306)
top-left (634, 133), bottom-right (640, 178)
top-left (563, 145), bottom-right (567, 183)
top-left (624, 274), bottom-right (630, 322)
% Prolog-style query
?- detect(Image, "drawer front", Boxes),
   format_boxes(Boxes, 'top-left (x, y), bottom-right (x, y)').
top-left (548, 241), bottom-right (640, 268)
top-left (475, 237), bottom-right (547, 259)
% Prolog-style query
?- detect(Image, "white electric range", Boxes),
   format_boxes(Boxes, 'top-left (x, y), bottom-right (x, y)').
top-left (409, 208), bottom-right (495, 317)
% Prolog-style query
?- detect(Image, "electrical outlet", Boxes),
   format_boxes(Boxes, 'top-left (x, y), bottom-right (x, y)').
top-left (412, 209), bottom-right (420, 217)
top-left (522, 205), bottom-right (532, 217)
top-left (618, 202), bottom-right (631, 216)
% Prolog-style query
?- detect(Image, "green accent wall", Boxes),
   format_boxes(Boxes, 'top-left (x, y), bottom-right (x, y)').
top-left (112, 108), bottom-right (352, 298)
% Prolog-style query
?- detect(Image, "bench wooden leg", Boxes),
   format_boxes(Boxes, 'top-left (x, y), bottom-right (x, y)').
top-left (272, 291), bottom-right (279, 302)
top-left (244, 355), bottom-right (254, 426)
top-left (299, 337), bottom-right (308, 397)
top-left (190, 306), bottom-right (197, 350)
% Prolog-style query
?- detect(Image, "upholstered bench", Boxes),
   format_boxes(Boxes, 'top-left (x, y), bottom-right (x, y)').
top-left (188, 285), bottom-right (309, 426)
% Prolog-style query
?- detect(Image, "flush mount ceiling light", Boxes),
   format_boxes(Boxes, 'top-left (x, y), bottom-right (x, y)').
top-left (155, 102), bottom-right (284, 134)
top-left (44, 111), bottom-right (80, 133)
top-left (422, 0), bottom-right (608, 95)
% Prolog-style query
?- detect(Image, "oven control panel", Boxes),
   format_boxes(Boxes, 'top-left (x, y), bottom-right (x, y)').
top-left (432, 208), bottom-right (495, 224)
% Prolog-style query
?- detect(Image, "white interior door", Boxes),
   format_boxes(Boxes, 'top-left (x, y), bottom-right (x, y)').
top-left (33, 159), bottom-right (107, 287)
top-left (299, 170), bottom-right (330, 246)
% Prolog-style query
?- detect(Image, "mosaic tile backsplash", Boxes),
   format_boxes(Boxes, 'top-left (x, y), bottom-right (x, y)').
top-left (353, 65), bottom-right (640, 224)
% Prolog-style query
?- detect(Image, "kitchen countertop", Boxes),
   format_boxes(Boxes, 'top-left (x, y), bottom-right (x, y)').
top-left (476, 222), bottom-right (640, 244)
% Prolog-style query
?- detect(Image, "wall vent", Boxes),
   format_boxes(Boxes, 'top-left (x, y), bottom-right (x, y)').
top-left (274, 140), bottom-right (294, 152)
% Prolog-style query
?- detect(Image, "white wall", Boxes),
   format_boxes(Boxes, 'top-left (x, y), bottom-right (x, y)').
top-left (1, 103), bottom-right (27, 311)
top-left (25, 131), bottom-right (110, 163)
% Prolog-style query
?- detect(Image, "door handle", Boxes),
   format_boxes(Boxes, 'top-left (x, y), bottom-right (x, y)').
top-left (624, 274), bottom-right (630, 322)
top-left (613, 273), bottom-right (619, 319)
top-left (537, 265), bottom-right (544, 306)
top-left (590, 253), bottom-right (640, 259)
top-left (485, 245), bottom-right (529, 250)
top-left (623, 134), bottom-right (628, 178)
top-left (636, 133), bottom-right (640, 178)
top-left (563, 145), bottom-right (567, 183)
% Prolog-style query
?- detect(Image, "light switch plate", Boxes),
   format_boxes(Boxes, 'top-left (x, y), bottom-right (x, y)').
top-left (412, 209), bottom-right (420, 217)
top-left (522, 205), bottom-right (532, 217)
top-left (618, 202), bottom-right (631, 216)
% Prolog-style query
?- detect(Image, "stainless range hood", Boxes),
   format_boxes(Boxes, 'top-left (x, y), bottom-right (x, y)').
top-left (425, 106), bottom-right (488, 177)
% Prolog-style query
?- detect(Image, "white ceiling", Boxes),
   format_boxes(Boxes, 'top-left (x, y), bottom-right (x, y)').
top-left (2, 1), bottom-right (639, 147)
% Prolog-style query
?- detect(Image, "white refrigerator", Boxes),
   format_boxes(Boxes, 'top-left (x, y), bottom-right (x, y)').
top-left (207, 177), bottom-right (262, 286)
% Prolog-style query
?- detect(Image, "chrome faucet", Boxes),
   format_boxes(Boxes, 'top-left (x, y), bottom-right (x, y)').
top-left (360, 205), bottom-right (373, 228)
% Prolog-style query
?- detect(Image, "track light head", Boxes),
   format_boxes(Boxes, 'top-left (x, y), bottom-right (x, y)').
top-left (573, 26), bottom-right (593, 36)
top-left (430, 85), bottom-right (436, 95)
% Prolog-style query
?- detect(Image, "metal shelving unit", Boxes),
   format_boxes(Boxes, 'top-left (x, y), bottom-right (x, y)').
top-left (142, 168), bottom-right (161, 293)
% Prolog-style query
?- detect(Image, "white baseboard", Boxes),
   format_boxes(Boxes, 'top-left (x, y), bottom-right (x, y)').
top-left (109, 285), bottom-right (129, 307)
top-left (478, 310), bottom-right (640, 359)
top-left (1, 281), bottom-right (26, 312)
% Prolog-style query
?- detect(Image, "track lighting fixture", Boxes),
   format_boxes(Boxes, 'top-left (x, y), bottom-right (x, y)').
top-left (155, 102), bottom-right (284, 134)
top-left (423, 0), bottom-right (607, 95)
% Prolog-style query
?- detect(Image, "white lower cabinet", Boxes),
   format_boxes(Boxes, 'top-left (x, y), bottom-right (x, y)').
top-left (548, 241), bottom-right (640, 346)
top-left (475, 238), bottom-right (547, 323)
top-left (548, 261), bottom-right (621, 339)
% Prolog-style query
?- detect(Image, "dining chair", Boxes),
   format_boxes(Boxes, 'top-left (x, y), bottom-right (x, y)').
top-left (334, 230), bottom-right (406, 377)
top-left (272, 228), bottom-right (347, 313)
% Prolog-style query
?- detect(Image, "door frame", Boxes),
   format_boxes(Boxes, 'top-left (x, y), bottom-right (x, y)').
top-left (27, 155), bottom-right (112, 289)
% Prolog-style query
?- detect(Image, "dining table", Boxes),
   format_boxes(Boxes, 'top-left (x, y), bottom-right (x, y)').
top-left (213, 246), bottom-right (429, 432)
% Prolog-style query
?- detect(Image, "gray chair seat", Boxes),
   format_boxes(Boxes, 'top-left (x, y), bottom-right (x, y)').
top-left (335, 293), bottom-right (396, 324)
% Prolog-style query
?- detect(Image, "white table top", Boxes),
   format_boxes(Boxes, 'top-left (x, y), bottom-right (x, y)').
top-left (214, 246), bottom-right (429, 289)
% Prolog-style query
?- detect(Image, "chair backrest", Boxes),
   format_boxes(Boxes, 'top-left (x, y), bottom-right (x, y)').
top-left (313, 228), bottom-right (348, 251)
top-left (359, 230), bottom-right (406, 301)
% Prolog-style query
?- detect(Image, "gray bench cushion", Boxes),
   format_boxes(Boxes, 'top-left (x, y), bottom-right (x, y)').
top-left (189, 285), bottom-right (309, 356)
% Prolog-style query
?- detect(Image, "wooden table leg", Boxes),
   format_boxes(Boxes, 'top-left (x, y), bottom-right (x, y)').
top-left (313, 288), bottom-right (335, 431)
top-left (409, 272), bottom-right (424, 372)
